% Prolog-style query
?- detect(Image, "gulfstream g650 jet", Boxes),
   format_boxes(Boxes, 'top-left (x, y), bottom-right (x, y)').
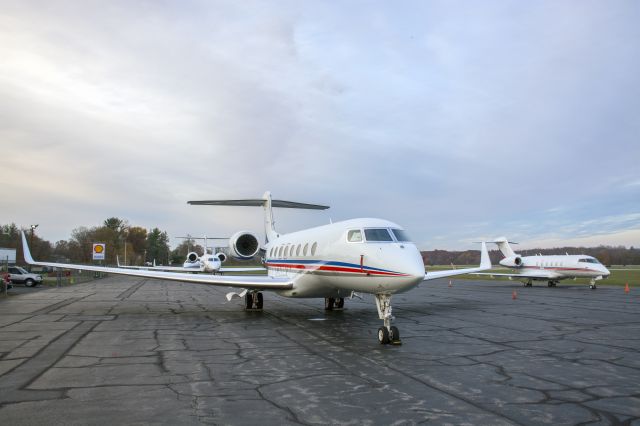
top-left (21, 191), bottom-right (490, 345)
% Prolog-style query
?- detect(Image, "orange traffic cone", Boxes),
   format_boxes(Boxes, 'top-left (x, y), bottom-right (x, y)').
top-left (625, 283), bottom-right (630, 294)
top-left (512, 290), bottom-right (517, 300)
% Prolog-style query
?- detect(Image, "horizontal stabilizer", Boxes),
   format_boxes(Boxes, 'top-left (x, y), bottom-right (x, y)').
top-left (188, 199), bottom-right (329, 210)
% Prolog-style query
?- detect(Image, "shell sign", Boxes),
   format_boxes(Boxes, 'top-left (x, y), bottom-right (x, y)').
top-left (92, 243), bottom-right (106, 260)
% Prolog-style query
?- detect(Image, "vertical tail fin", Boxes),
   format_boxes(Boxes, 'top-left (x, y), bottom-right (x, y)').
top-left (492, 237), bottom-right (518, 258)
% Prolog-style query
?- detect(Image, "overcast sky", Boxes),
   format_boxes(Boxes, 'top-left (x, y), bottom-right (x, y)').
top-left (1, 1), bottom-right (639, 250)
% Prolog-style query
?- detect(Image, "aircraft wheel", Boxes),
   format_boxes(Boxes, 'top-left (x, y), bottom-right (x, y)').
top-left (390, 326), bottom-right (400, 342)
top-left (336, 298), bottom-right (344, 309)
top-left (590, 284), bottom-right (597, 290)
top-left (548, 281), bottom-right (553, 287)
top-left (244, 293), bottom-right (254, 310)
top-left (324, 297), bottom-right (335, 311)
top-left (378, 327), bottom-right (390, 345)
top-left (256, 292), bottom-right (264, 309)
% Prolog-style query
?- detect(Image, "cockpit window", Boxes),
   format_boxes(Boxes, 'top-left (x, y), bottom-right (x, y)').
top-left (347, 229), bottom-right (363, 242)
top-left (364, 228), bottom-right (393, 242)
top-left (391, 229), bottom-right (411, 242)
top-left (579, 258), bottom-right (600, 264)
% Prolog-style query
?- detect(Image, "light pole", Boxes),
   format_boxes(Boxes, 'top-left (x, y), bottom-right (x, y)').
top-left (121, 227), bottom-right (129, 266)
top-left (29, 224), bottom-right (38, 271)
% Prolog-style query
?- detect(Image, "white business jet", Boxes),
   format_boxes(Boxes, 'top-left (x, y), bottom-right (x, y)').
top-left (477, 237), bottom-right (610, 289)
top-left (21, 191), bottom-right (490, 345)
top-left (117, 235), bottom-right (264, 274)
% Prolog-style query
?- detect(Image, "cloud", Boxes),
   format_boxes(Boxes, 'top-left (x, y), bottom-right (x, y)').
top-left (0, 1), bottom-right (638, 250)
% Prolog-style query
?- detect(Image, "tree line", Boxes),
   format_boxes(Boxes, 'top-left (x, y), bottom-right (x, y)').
top-left (1, 218), bottom-right (209, 267)
top-left (422, 245), bottom-right (640, 266)
top-left (3, 220), bottom-right (638, 267)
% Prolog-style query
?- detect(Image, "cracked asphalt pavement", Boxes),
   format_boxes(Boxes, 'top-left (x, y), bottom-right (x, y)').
top-left (0, 276), bottom-right (638, 425)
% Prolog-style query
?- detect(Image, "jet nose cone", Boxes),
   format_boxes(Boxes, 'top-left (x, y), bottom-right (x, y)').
top-left (407, 256), bottom-right (426, 282)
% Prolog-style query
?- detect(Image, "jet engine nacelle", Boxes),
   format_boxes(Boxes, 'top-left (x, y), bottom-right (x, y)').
top-left (186, 252), bottom-right (199, 263)
top-left (215, 252), bottom-right (227, 263)
top-left (500, 256), bottom-right (523, 268)
top-left (228, 231), bottom-right (260, 260)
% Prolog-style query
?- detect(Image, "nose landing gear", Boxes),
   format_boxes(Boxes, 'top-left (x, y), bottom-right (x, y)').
top-left (375, 294), bottom-right (401, 345)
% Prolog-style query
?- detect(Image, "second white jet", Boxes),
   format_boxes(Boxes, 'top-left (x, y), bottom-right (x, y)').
top-left (477, 237), bottom-right (610, 289)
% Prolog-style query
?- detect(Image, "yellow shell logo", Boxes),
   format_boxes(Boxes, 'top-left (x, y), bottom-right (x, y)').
top-left (94, 245), bottom-right (104, 253)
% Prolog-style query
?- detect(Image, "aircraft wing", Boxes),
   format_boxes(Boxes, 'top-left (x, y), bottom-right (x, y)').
top-left (220, 267), bottom-right (266, 272)
top-left (117, 256), bottom-right (204, 273)
top-left (21, 232), bottom-right (292, 290)
top-left (423, 242), bottom-right (492, 281)
top-left (474, 269), bottom-right (562, 280)
top-left (116, 256), bottom-right (265, 274)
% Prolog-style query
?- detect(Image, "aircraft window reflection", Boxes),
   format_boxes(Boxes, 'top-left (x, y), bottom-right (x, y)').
top-left (347, 229), bottom-right (363, 242)
top-left (311, 242), bottom-right (317, 256)
top-left (579, 258), bottom-right (600, 264)
top-left (391, 229), bottom-right (411, 242)
top-left (364, 228), bottom-right (393, 242)
top-left (303, 243), bottom-right (308, 256)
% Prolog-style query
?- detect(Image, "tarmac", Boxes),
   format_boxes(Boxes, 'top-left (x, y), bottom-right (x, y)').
top-left (0, 276), bottom-right (638, 425)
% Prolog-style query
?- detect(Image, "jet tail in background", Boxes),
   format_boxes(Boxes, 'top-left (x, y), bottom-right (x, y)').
top-left (492, 237), bottom-right (519, 258)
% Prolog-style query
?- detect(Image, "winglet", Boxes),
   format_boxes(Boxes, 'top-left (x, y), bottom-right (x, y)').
top-left (21, 231), bottom-right (35, 264)
top-left (479, 241), bottom-right (491, 269)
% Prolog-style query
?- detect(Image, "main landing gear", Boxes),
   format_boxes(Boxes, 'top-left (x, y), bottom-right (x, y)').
top-left (324, 297), bottom-right (345, 311)
top-left (547, 281), bottom-right (558, 287)
top-left (244, 291), bottom-right (264, 310)
top-left (523, 280), bottom-right (533, 287)
top-left (375, 294), bottom-right (401, 345)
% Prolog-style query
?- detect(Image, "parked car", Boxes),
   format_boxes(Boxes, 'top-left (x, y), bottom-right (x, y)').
top-left (8, 266), bottom-right (43, 287)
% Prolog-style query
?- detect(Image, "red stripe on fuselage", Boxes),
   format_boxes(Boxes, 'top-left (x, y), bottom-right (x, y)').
top-left (264, 262), bottom-right (409, 277)
top-left (521, 266), bottom-right (600, 273)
